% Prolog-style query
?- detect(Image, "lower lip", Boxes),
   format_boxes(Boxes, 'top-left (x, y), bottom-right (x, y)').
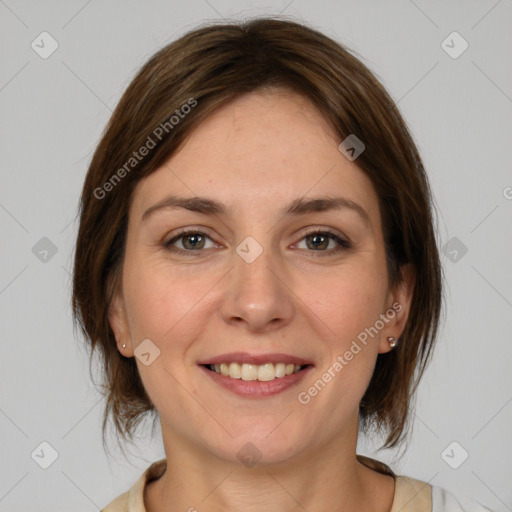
top-left (199, 365), bottom-right (313, 398)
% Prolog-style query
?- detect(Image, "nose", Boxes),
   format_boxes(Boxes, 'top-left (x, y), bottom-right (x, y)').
top-left (219, 244), bottom-right (295, 332)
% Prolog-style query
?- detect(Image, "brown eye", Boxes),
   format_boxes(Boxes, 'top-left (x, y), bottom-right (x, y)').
top-left (164, 231), bottom-right (216, 253)
top-left (181, 233), bottom-right (206, 250)
top-left (305, 233), bottom-right (330, 250)
top-left (296, 230), bottom-right (351, 255)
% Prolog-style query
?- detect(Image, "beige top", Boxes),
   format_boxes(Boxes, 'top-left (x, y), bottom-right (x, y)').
top-left (101, 456), bottom-right (433, 512)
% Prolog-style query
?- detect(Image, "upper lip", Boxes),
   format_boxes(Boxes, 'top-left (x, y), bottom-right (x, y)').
top-left (197, 352), bottom-right (314, 366)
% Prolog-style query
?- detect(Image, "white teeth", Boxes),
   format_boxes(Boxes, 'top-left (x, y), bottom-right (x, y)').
top-left (229, 362), bottom-right (242, 379)
top-left (275, 363), bottom-right (286, 378)
top-left (209, 362), bottom-right (303, 381)
top-left (258, 363), bottom-right (275, 381)
top-left (241, 364), bottom-right (258, 381)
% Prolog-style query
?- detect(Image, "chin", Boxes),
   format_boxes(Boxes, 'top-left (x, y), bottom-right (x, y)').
top-left (213, 426), bottom-right (309, 468)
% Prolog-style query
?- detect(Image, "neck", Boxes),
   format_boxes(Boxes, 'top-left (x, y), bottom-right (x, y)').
top-left (144, 424), bottom-right (395, 512)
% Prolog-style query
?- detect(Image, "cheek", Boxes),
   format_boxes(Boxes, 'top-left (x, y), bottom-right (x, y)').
top-left (299, 264), bottom-right (387, 346)
top-left (294, 263), bottom-right (387, 407)
top-left (121, 254), bottom-right (219, 343)
top-left (296, 274), bottom-right (385, 426)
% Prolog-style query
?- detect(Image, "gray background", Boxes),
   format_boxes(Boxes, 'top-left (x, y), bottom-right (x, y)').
top-left (1, 0), bottom-right (511, 510)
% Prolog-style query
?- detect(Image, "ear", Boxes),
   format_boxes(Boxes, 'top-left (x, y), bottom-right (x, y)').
top-left (108, 294), bottom-right (134, 357)
top-left (378, 263), bottom-right (416, 354)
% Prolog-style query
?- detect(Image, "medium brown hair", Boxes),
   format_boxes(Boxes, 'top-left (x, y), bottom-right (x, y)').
top-left (72, 17), bottom-right (443, 453)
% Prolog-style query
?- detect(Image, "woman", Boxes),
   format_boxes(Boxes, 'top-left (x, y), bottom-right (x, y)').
top-left (72, 17), bottom-right (492, 512)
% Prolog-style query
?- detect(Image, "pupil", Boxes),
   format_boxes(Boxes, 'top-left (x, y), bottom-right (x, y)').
top-left (185, 234), bottom-right (204, 249)
top-left (309, 234), bottom-right (327, 250)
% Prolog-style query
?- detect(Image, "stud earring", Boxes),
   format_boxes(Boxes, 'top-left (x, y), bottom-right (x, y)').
top-left (122, 344), bottom-right (126, 349)
top-left (387, 336), bottom-right (397, 348)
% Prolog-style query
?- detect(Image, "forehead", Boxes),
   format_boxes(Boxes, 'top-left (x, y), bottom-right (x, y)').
top-left (184, 88), bottom-right (340, 165)
top-left (130, 89), bottom-right (381, 231)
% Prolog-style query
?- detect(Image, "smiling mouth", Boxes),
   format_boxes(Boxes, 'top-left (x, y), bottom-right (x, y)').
top-left (203, 362), bottom-right (310, 381)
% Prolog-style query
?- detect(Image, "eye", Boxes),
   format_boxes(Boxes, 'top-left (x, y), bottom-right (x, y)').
top-left (295, 229), bottom-right (351, 255)
top-left (163, 228), bottom-right (351, 256)
top-left (164, 229), bottom-right (217, 254)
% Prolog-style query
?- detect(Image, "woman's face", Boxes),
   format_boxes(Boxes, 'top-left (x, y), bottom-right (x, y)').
top-left (110, 89), bottom-right (413, 466)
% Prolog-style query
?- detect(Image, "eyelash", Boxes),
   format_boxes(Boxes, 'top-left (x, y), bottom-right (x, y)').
top-left (163, 228), bottom-right (352, 257)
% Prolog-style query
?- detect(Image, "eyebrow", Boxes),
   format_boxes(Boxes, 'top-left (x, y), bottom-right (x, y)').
top-left (141, 195), bottom-right (371, 227)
